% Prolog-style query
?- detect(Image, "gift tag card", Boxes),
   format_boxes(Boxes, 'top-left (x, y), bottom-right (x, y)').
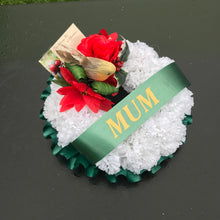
top-left (39, 23), bottom-right (85, 73)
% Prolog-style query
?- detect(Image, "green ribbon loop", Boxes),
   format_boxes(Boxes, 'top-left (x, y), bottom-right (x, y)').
top-left (71, 63), bottom-right (190, 164)
top-left (182, 114), bottom-right (193, 125)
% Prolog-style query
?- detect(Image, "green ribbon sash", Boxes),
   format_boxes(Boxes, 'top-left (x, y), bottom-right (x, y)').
top-left (71, 63), bottom-right (190, 164)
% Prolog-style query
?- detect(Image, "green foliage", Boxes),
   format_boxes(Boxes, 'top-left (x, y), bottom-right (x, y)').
top-left (115, 68), bottom-right (128, 86)
top-left (52, 77), bottom-right (70, 87)
top-left (120, 40), bottom-right (130, 62)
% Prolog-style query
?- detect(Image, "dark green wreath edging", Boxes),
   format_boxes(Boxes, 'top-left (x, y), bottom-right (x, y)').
top-left (40, 76), bottom-right (193, 183)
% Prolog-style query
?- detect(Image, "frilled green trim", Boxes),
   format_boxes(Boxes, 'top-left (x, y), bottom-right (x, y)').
top-left (40, 76), bottom-right (192, 183)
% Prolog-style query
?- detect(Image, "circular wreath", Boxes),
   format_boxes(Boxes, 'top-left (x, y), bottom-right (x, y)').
top-left (41, 31), bottom-right (194, 183)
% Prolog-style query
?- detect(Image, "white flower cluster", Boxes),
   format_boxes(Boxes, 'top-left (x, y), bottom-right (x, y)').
top-left (43, 40), bottom-right (194, 175)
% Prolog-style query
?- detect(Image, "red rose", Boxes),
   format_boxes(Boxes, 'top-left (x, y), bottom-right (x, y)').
top-left (77, 29), bottom-right (123, 63)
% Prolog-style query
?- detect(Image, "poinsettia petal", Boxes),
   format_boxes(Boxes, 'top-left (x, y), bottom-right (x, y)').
top-left (100, 98), bottom-right (114, 111)
top-left (72, 92), bottom-right (84, 106)
top-left (60, 104), bottom-right (75, 112)
top-left (60, 90), bottom-right (81, 105)
top-left (57, 81), bottom-right (89, 113)
top-left (75, 101), bottom-right (86, 112)
top-left (86, 87), bottom-right (105, 100)
top-left (104, 98), bottom-right (114, 105)
top-left (83, 95), bottom-right (101, 113)
top-left (60, 92), bottom-right (80, 106)
top-left (71, 81), bottom-right (87, 92)
top-left (62, 93), bottom-right (85, 112)
top-left (60, 67), bottom-right (76, 84)
top-left (57, 86), bottom-right (76, 95)
top-left (60, 95), bottom-right (70, 106)
top-left (104, 74), bottom-right (118, 87)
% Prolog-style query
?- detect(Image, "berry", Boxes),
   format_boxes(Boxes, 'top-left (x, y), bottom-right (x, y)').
top-left (54, 60), bottom-right (61, 66)
top-left (116, 57), bottom-right (120, 62)
top-left (49, 64), bottom-right (59, 73)
top-left (117, 61), bottom-right (124, 67)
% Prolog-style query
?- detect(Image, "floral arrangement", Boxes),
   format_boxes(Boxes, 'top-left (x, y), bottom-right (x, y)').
top-left (45, 28), bottom-right (129, 114)
top-left (40, 24), bottom-right (194, 183)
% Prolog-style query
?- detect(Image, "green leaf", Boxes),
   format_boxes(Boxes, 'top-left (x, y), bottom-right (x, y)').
top-left (65, 63), bottom-right (87, 82)
top-left (91, 81), bottom-right (118, 96)
top-left (52, 78), bottom-right (71, 87)
top-left (120, 40), bottom-right (130, 62)
top-left (115, 69), bottom-right (128, 86)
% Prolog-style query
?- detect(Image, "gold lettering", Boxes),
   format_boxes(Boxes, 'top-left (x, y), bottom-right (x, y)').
top-left (106, 111), bottom-right (130, 139)
top-left (136, 87), bottom-right (159, 112)
top-left (123, 99), bottom-right (141, 122)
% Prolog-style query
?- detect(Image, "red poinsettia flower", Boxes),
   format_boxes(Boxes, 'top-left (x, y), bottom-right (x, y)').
top-left (57, 67), bottom-right (114, 113)
top-left (77, 29), bottom-right (123, 64)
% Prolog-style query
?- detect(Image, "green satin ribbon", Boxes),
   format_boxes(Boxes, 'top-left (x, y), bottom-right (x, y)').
top-left (40, 66), bottom-right (192, 183)
top-left (71, 63), bottom-right (190, 164)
